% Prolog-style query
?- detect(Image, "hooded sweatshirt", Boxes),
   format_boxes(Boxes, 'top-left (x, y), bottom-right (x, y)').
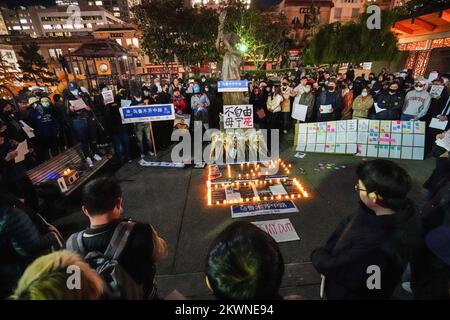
top-left (402, 89), bottom-right (432, 118)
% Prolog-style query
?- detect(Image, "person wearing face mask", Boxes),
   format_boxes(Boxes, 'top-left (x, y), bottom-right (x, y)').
top-left (191, 85), bottom-right (210, 130)
top-left (66, 82), bottom-right (102, 168)
top-left (401, 80), bottom-right (432, 121)
top-left (280, 78), bottom-right (293, 134)
top-left (317, 81), bottom-right (342, 122)
top-left (0, 99), bottom-right (27, 143)
top-left (266, 85), bottom-right (283, 131)
top-left (341, 82), bottom-right (354, 120)
top-left (153, 78), bottom-right (162, 93)
top-left (26, 97), bottom-right (60, 163)
top-left (375, 81), bottom-right (404, 120)
top-left (352, 87), bottom-right (374, 119)
top-left (295, 83), bottom-right (315, 123)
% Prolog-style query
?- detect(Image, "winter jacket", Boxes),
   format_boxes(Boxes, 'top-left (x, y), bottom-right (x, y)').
top-left (267, 94), bottom-right (283, 113)
top-left (0, 205), bottom-right (58, 299)
top-left (311, 201), bottom-right (421, 300)
top-left (27, 105), bottom-right (60, 138)
top-left (0, 113), bottom-right (26, 142)
top-left (403, 89), bottom-right (432, 119)
top-left (341, 91), bottom-right (354, 120)
top-left (171, 96), bottom-right (186, 114)
top-left (376, 91), bottom-right (404, 120)
top-left (280, 86), bottom-right (292, 113)
top-left (295, 92), bottom-right (315, 121)
top-left (352, 95), bottom-right (374, 119)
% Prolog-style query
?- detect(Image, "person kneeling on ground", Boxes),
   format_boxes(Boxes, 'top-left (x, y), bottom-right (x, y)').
top-left (65, 177), bottom-right (167, 300)
top-left (206, 221), bottom-right (289, 300)
top-left (10, 250), bottom-right (104, 300)
top-left (311, 160), bottom-right (421, 300)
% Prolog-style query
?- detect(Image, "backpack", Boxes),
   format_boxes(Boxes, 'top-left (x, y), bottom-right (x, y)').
top-left (67, 221), bottom-right (148, 300)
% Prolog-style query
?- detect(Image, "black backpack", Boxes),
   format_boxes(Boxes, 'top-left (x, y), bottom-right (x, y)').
top-left (67, 221), bottom-right (147, 300)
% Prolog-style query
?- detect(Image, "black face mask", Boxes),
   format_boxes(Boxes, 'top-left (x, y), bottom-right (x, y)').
top-left (328, 86), bottom-right (335, 91)
top-left (389, 88), bottom-right (397, 93)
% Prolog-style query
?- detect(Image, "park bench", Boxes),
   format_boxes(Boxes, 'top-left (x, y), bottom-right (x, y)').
top-left (26, 144), bottom-right (112, 196)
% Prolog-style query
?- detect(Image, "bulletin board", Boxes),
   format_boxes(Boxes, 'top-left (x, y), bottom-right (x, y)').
top-left (295, 120), bottom-right (426, 160)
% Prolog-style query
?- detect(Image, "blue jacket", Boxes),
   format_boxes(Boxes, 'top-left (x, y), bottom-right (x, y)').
top-left (27, 106), bottom-right (60, 138)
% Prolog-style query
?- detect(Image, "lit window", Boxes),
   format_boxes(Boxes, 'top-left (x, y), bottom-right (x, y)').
top-left (22, 26), bottom-right (30, 30)
top-left (95, 1), bottom-right (103, 5)
top-left (132, 37), bottom-right (139, 47)
top-left (126, 38), bottom-right (132, 46)
top-left (113, 7), bottom-right (120, 11)
top-left (114, 12), bottom-right (120, 17)
top-left (43, 25), bottom-right (52, 30)
top-left (116, 38), bottom-right (122, 45)
top-left (12, 26), bottom-right (21, 30)
top-left (19, 18), bottom-right (27, 24)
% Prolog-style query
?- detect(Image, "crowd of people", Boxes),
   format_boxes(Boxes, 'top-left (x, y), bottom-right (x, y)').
top-left (1, 156), bottom-right (449, 300)
top-left (0, 65), bottom-right (449, 300)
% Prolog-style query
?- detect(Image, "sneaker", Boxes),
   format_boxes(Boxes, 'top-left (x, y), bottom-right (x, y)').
top-left (86, 157), bottom-right (94, 167)
top-left (93, 154), bottom-right (102, 161)
top-left (139, 158), bottom-right (150, 166)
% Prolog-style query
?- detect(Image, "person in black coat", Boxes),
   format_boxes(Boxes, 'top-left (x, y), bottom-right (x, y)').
top-left (311, 160), bottom-right (421, 300)
top-left (375, 81), bottom-right (404, 120)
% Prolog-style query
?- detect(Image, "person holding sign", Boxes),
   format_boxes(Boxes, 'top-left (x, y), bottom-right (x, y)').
top-left (280, 78), bottom-right (293, 134)
top-left (317, 81), bottom-right (342, 122)
top-left (401, 79), bottom-right (431, 121)
top-left (66, 82), bottom-right (102, 168)
top-left (311, 160), bottom-right (421, 300)
top-left (352, 87), bottom-right (374, 119)
top-left (425, 78), bottom-right (449, 154)
top-left (375, 81), bottom-right (404, 120)
top-left (292, 83), bottom-right (314, 123)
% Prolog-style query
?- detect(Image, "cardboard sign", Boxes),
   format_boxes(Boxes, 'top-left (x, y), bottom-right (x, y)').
top-left (252, 218), bottom-right (300, 243)
top-left (231, 201), bottom-right (299, 219)
top-left (223, 105), bottom-right (254, 129)
top-left (217, 80), bottom-right (248, 92)
top-left (102, 90), bottom-right (114, 105)
top-left (120, 104), bottom-right (175, 123)
top-left (292, 104), bottom-right (308, 121)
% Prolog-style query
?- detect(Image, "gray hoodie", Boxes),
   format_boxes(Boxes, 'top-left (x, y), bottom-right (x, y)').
top-left (402, 89), bottom-right (431, 118)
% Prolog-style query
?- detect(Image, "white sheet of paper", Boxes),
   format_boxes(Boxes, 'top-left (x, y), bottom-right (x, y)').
top-left (294, 150), bottom-right (306, 157)
top-left (225, 186), bottom-right (243, 202)
top-left (269, 183), bottom-right (288, 195)
top-left (358, 119), bottom-right (369, 131)
top-left (374, 102), bottom-right (386, 113)
top-left (335, 144), bottom-right (346, 154)
top-left (336, 132), bottom-right (347, 143)
top-left (315, 144), bottom-right (325, 152)
top-left (292, 104), bottom-right (308, 121)
top-left (357, 132), bottom-right (368, 144)
top-left (390, 146), bottom-right (401, 159)
top-left (401, 146), bottom-right (413, 159)
top-left (390, 133), bottom-right (402, 145)
top-left (346, 144), bottom-right (357, 154)
top-left (296, 144), bottom-right (306, 152)
top-left (252, 218), bottom-right (300, 243)
top-left (412, 147), bottom-right (425, 160)
top-left (120, 99), bottom-right (132, 108)
top-left (102, 90), bottom-right (114, 104)
top-left (19, 120), bottom-right (35, 138)
top-left (297, 133), bottom-right (307, 144)
top-left (429, 117), bottom-right (448, 130)
top-left (346, 131), bottom-right (357, 143)
top-left (413, 134), bottom-right (425, 147)
top-left (326, 132), bottom-right (336, 144)
top-left (367, 144), bottom-right (378, 157)
top-left (305, 144), bottom-right (316, 152)
top-left (69, 99), bottom-right (88, 111)
top-left (378, 145), bottom-right (390, 158)
top-left (356, 144), bottom-right (367, 156)
top-left (347, 119), bottom-right (358, 132)
top-left (307, 133), bottom-right (316, 144)
top-left (298, 123), bottom-right (307, 134)
top-left (402, 134), bottom-right (414, 146)
top-left (14, 140), bottom-right (29, 163)
top-left (337, 120), bottom-right (347, 132)
top-left (320, 104), bottom-right (333, 114)
top-left (429, 85), bottom-right (444, 97)
top-left (325, 144), bottom-right (335, 153)
top-left (436, 132), bottom-right (450, 151)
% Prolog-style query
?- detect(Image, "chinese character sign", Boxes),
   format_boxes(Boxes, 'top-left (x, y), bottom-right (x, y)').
top-left (223, 105), bottom-right (254, 129)
top-left (217, 80), bottom-right (249, 92)
top-left (119, 104), bottom-right (175, 124)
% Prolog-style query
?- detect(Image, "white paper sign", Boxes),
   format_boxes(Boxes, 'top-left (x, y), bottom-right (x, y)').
top-left (436, 132), bottom-right (450, 151)
top-left (429, 117), bottom-right (448, 130)
top-left (252, 218), bottom-right (300, 243)
top-left (292, 104), bottom-right (308, 121)
top-left (69, 99), bottom-right (88, 111)
top-left (15, 140), bottom-right (29, 163)
top-left (120, 99), bottom-right (132, 108)
top-left (102, 90), bottom-right (114, 105)
top-left (363, 62), bottom-right (372, 70)
top-left (320, 104), bottom-right (333, 114)
top-left (223, 105), bottom-right (254, 129)
top-left (374, 102), bottom-right (386, 114)
top-left (269, 183), bottom-right (287, 196)
top-left (19, 120), bottom-right (35, 138)
top-left (430, 85), bottom-right (445, 97)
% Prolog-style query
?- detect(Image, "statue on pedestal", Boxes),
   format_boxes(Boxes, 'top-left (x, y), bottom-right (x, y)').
top-left (216, 11), bottom-right (245, 106)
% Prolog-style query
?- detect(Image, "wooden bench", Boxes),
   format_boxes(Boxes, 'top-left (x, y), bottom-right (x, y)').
top-left (27, 144), bottom-right (112, 196)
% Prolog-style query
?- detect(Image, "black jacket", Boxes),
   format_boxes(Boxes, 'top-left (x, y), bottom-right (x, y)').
top-left (311, 201), bottom-right (420, 300)
top-left (376, 91), bottom-right (404, 120)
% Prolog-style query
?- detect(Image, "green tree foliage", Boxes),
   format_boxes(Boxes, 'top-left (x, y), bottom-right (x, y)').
top-left (133, 0), bottom-right (219, 73)
top-left (17, 42), bottom-right (54, 85)
top-left (304, 9), bottom-right (399, 66)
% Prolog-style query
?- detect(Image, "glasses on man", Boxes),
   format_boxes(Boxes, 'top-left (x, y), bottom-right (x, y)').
top-left (354, 184), bottom-right (367, 192)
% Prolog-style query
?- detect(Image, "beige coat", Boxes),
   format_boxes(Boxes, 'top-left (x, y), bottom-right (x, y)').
top-left (280, 86), bottom-right (292, 112)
